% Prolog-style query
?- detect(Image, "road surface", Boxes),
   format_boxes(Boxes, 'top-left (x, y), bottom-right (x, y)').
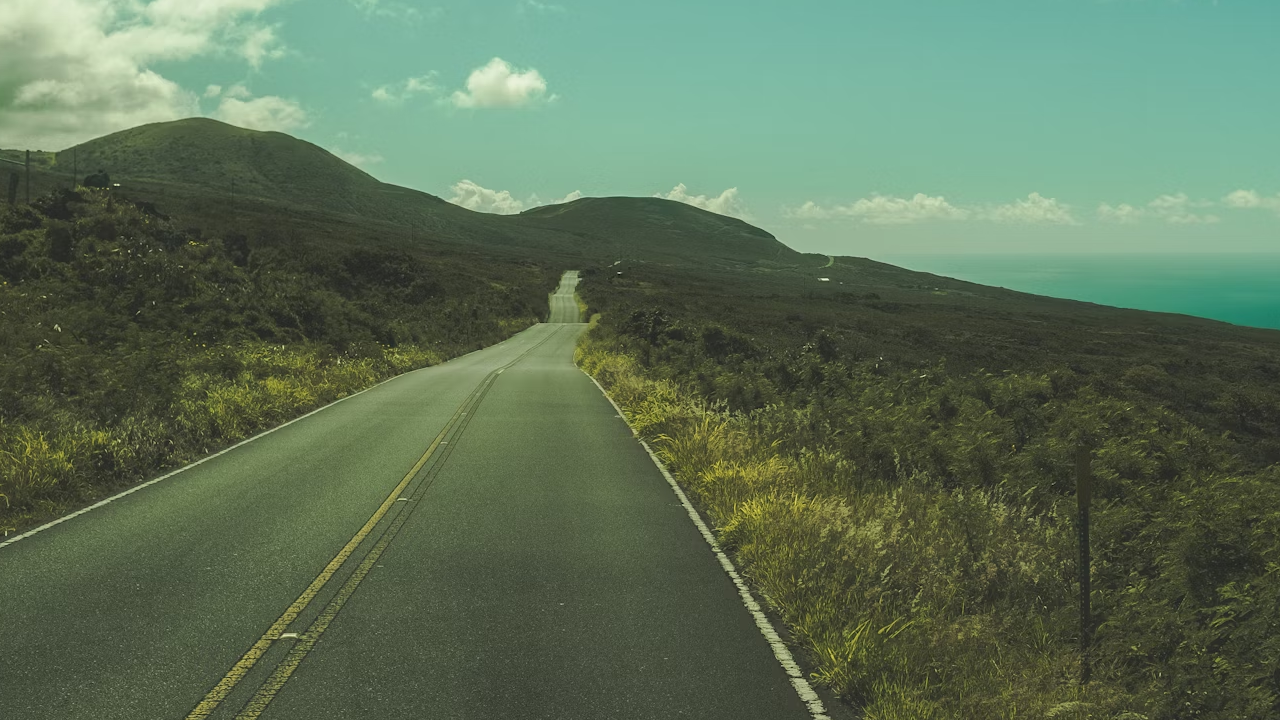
top-left (548, 270), bottom-right (581, 322)
top-left (0, 272), bottom-right (825, 719)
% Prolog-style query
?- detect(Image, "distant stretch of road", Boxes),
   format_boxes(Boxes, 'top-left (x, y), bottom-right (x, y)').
top-left (548, 270), bottom-right (581, 322)
top-left (0, 272), bottom-right (824, 719)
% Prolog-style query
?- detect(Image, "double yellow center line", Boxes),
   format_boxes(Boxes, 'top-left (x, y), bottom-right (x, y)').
top-left (186, 324), bottom-right (564, 719)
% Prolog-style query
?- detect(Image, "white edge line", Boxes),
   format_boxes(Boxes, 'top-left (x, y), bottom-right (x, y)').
top-left (580, 368), bottom-right (832, 720)
top-left (0, 324), bottom-right (554, 552)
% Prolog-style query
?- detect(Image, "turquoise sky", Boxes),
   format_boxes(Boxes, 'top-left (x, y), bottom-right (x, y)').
top-left (4, 0), bottom-right (1279, 255)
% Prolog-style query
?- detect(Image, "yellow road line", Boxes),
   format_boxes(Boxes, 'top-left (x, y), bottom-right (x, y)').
top-left (187, 323), bottom-right (563, 719)
top-left (234, 434), bottom-right (463, 717)
top-left (184, 395), bottom-right (470, 719)
top-left (233, 369), bottom-right (497, 718)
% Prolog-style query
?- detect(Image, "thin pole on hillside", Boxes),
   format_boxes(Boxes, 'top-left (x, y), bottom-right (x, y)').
top-left (74, 147), bottom-right (78, 187)
top-left (25, 150), bottom-right (30, 204)
top-left (1076, 444), bottom-right (1094, 685)
top-left (0, 156), bottom-right (22, 205)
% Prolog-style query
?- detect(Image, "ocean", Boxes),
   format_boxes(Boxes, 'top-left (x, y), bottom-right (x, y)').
top-left (876, 254), bottom-right (1280, 331)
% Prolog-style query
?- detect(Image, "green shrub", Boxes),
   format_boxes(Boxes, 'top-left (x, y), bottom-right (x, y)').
top-left (578, 313), bottom-right (1280, 719)
top-left (0, 190), bottom-right (553, 532)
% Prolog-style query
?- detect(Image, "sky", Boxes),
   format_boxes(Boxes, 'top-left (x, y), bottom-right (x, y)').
top-left (1, 0), bottom-right (1278, 256)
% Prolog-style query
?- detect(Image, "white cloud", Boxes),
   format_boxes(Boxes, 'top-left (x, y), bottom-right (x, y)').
top-left (372, 73), bottom-right (438, 104)
top-left (448, 179), bottom-right (527, 214)
top-left (985, 192), bottom-right (1077, 225)
top-left (1097, 202), bottom-right (1142, 223)
top-left (519, 0), bottom-right (566, 12)
top-left (447, 180), bottom-right (583, 213)
top-left (1224, 189), bottom-right (1280, 213)
top-left (0, 0), bottom-right (288, 149)
top-left (331, 148), bottom-right (383, 168)
top-left (450, 58), bottom-right (553, 109)
top-left (655, 184), bottom-right (750, 219)
top-left (204, 84), bottom-right (223, 98)
top-left (405, 75), bottom-right (437, 94)
top-left (349, 0), bottom-right (437, 22)
top-left (239, 24), bottom-right (285, 68)
top-left (223, 83), bottom-right (253, 99)
top-left (1167, 213), bottom-right (1220, 225)
top-left (212, 94), bottom-right (308, 132)
top-left (526, 189), bottom-right (585, 208)
top-left (785, 193), bottom-right (968, 224)
top-left (1147, 193), bottom-right (1219, 224)
top-left (1099, 193), bottom-right (1219, 224)
top-left (1225, 189), bottom-right (1261, 208)
top-left (787, 192), bottom-right (1078, 225)
top-left (784, 201), bottom-right (830, 220)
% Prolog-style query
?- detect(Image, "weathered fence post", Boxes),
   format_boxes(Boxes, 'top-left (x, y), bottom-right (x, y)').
top-left (25, 150), bottom-right (31, 204)
top-left (1075, 444), bottom-right (1094, 685)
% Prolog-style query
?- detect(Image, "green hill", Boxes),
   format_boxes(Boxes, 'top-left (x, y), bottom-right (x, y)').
top-left (519, 196), bottom-right (801, 265)
top-left (6, 118), bottom-right (795, 267)
top-left (56, 118), bottom-right (395, 215)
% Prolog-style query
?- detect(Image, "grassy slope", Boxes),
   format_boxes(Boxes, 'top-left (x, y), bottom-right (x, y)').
top-left (575, 260), bottom-right (1280, 719)
top-left (4, 118), bottom-right (786, 266)
top-left (518, 195), bottom-right (800, 265)
top-left (0, 187), bottom-right (560, 535)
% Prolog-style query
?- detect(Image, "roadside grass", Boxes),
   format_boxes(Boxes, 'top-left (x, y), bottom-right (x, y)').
top-left (576, 327), bottom-right (1280, 719)
top-left (0, 341), bottom-right (444, 537)
top-left (0, 188), bottom-right (555, 536)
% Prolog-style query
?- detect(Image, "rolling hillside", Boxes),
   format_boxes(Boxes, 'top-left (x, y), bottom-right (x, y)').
top-left (54, 118), bottom-right (398, 215)
top-left (4, 118), bottom-right (799, 267)
top-left (519, 196), bottom-right (801, 264)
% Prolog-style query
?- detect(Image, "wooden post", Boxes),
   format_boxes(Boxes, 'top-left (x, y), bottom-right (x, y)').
top-left (73, 147), bottom-right (78, 187)
top-left (25, 150), bottom-right (30, 204)
top-left (1075, 444), bottom-right (1093, 685)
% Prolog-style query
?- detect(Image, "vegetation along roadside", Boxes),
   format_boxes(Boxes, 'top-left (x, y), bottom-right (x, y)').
top-left (0, 188), bottom-right (558, 536)
top-left (576, 262), bottom-right (1280, 720)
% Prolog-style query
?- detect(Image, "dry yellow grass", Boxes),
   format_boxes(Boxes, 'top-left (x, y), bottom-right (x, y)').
top-left (576, 330), bottom-right (1139, 719)
top-left (0, 342), bottom-right (444, 536)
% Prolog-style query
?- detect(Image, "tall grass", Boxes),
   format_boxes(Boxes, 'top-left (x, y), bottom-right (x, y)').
top-left (578, 330), bottom-right (1277, 719)
top-left (1, 187), bottom-right (555, 534)
top-left (0, 341), bottom-right (442, 535)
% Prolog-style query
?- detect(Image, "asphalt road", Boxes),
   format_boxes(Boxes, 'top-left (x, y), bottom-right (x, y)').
top-left (0, 272), bottom-right (822, 719)
top-left (547, 270), bottom-right (581, 322)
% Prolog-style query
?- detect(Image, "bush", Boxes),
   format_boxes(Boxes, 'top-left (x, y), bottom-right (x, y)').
top-left (0, 190), bottom-right (555, 533)
top-left (577, 307), bottom-right (1280, 719)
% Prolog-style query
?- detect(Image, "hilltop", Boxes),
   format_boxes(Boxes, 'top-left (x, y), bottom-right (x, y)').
top-left (55, 118), bottom-right (403, 216)
top-left (519, 196), bottom-right (800, 265)
top-left (3, 118), bottom-right (800, 268)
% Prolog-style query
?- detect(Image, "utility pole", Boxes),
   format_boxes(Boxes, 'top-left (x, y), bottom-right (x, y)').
top-left (1075, 444), bottom-right (1094, 685)
top-left (73, 147), bottom-right (78, 187)
top-left (0, 155), bottom-right (25, 204)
